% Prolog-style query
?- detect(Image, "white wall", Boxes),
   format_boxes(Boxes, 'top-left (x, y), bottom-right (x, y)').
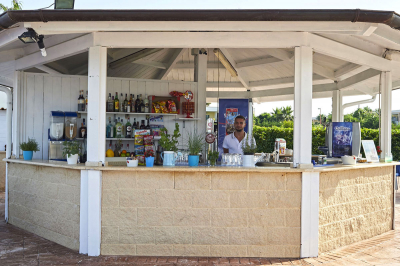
top-left (0, 109), bottom-right (6, 151)
top-left (20, 73), bottom-right (198, 160)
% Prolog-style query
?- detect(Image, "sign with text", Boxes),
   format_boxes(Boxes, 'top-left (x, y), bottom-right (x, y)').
top-left (362, 140), bottom-right (379, 163)
top-left (332, 122), bottom-right (353, 157)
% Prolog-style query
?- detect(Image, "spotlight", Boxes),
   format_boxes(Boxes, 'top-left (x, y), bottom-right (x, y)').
top-left (18, 29), bottom-right (47, 57)
top-left (54, 0), bottom-right (75, 9)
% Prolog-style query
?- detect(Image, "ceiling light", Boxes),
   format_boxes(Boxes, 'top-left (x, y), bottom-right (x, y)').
top-left (54, 0), bottom-right (75, 9)
top-left (18, 28), bottom-right (38, 44)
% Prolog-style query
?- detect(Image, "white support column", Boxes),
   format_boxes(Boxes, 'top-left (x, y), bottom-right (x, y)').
top-left (79, 170), bottom-right (88, 254)
top-left (194, 49), bottom-right (207, 135)
top-left (87, 46), bottom-right (107, 166)
top-left (12, 71), bottom-right (22, 158)
top-left (293, 46), bottom-right (313, 168)
top-left (5, 163), bottom-right (8, 222)
top-left (248, 99), bottom-right (254, 136)
top-left (331, 89), bottom-right (343, 122)
top-left (301, 172), bottom-right (320, 258)
top-left (380, 71), bottom-right (392, 161)
top-left (87, 170), bottom-right (102, 256)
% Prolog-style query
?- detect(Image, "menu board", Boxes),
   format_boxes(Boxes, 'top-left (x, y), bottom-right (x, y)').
top-left (361, 140), bottom-right (379, 163)
top-left (332, 122), bottom-right (353, 157)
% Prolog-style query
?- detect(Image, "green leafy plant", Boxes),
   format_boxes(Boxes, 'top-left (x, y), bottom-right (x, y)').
top-left (159, 123), bottom-right (181, 152)
top-left (62, 141), bottom-right (82, 157)
top-left (187, 131), bottom-right (205, 155)
top-left (0, 0), bottom-right (22, 12)
top-left (208, 150), bottom-right (219, 165)
top-left (241, 133), bottom-right (257, 155)
top-left (20, 137), bottom-right (40, 152)
top-left (144, 149), bottom-right (154, 158)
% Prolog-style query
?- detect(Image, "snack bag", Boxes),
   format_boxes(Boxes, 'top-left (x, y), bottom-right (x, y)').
top-left (135, 145), bottom-right (144, 155)
top-left (145, 145), bottom-right (154, 153)
top-left (153, 102), bottom-right (161, 113)
top-left (152, 128), bottom-right (161, 136)
top-left (144, 135), bottom-right (153, 145)
top-left (159, 101), bottom-right (169, 113)
top-left (135, 135), bottom-right (144, 145)
top-left (167, 100), bottom-right (177, 114)
top-left (136, 155), bottom-right (145, 165)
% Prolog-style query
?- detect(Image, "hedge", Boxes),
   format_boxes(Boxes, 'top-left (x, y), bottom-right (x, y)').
top-left (253, 125), bottom-right (400, 160)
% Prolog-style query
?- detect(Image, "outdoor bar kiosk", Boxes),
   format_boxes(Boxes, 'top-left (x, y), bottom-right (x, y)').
top-left (1, 8), bottom-right (399, 259)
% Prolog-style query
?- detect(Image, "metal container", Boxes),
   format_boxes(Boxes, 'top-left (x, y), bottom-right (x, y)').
top-left (49, 111), bottom-right (64, 141)
top-left (49, 141), bottom-right (64, 160)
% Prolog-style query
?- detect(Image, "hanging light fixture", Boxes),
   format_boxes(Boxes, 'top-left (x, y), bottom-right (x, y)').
top-left (54, 0), bottom-right (75, 9)
top-left (18, 28), bottom-right (47, 57)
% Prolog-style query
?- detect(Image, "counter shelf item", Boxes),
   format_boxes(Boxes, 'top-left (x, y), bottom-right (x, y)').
top-left (49, 111), bottom-right (65, 141)
top-left (64, 112), bottom-right (77, 140)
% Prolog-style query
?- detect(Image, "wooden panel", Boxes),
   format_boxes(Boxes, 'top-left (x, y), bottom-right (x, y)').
top-left (25, 74), bottom-right (35, 143)
top-left (33, 75), bottom-right (44, 160)
top-left (61, 77), bottom-right (71, 112)
top-left (42, 76), bottom-right (53, 160)
top-left (70, 77), bottom-right (80, 112)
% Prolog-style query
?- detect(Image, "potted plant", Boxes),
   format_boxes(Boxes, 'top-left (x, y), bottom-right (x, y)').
top-left (159, 123), bottom-right (181, 166)
top-left (241, 133), bottom-right (257, 167)
top-left (208, 150), bottom-right (219, 166)
top-left (20, 138), bottom-right (40, 160)
top-left (187, 131), bottom-right (205, 167)
top-left (62, 141), bottom-right (82, 164)
top-left (144, 149), bottom-right (155, 167)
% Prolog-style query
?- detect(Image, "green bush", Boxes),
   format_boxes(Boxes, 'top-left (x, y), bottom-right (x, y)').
top-left (253, 125), bottom-right (400, 160)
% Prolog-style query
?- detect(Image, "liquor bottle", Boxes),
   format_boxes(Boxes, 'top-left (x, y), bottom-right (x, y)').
top-left (78, 90), bottom-right (85, 111)
top-left (106, 117), bottom-right (114, 138)
top-left (133, 118), bottom-right (137, 130)
top-left (145, 118), bottom-right (150, 129)
top-left (125, 118), bottom-right (132, 138)
top-left (140, 94), bottom-right (145, 113)
top-left (113, 118), bottom-right (117, 137)
top-left (124, 94), bottom-right (129, 112)
top-left (115, 117), bottom-right (123, 138)
top-left (121, 119), bottom-right (125, 137)
top-left (126, 144), bottom-right (130, 157)
top-left (140, 120), bottom-right (145, 129)
top-left (127, 94), bottom-right (131, 113)
top-left (114, 143), bottom-right (119, 157)
top-left (130, 94), bottom-right (135, 113)
top-left (135, 94), bottom-right (141, 113)
top-left (144, 94), bottom-right (149, 113)
top-left (79, 118), bottom-right (87, 138)
top-left (119, 93), bottom-right (124, 113)
top-left (114, 92), bottom-right (119, 112)
top-left (107, 93), bottom-right (113, 112)
top-left (85, 91), bottom-right (88, 112)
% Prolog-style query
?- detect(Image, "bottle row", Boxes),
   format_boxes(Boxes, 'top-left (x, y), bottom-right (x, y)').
top-left (77, 91), bottom-right (151, 113)
top-left (106, 117), bottom-right (151, 138)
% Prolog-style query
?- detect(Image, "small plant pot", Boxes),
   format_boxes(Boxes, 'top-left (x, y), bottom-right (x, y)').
top-left (188, 155), bottom-right (199, 167)
top-left (66, 154), bottom-right (79, 165)
top-left (23, 151), bottom-right (33, 160)
top-left (127, 159), bottom-right (138, 167)
top-left (243, 154), bottom-right (255, 167)
top-left (145, 157), bottom-right (154, 167)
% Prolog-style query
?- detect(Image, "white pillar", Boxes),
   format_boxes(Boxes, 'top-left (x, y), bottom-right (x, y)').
top-left (248, 99), bottom-right (253, 136)
top-left (194, 49), bottom-right (207, 135)
top-left (293, 46), bottom-right (313, 168)
top-left (332, 89), bottom-right (343, 122)
top-left (86, 46), bottom-right (107, 166)
top-left (380, 71), bottom-right (392, 161)
top-left (12, 71), bottom-right (22, 158)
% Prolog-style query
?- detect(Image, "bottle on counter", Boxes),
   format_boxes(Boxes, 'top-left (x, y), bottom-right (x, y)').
top-left (145, 118), bottom-right (150, 130)
top-left (106, 117), bottom-right (114, 138)
top-left (119, 93), bottom-right (124, 112)
top-left (130, 94), bottom-right (135, 113)
top-left (85, 91), bottom-right (88, 112)
top-left (107, 93), bottom-right (114, 112)
top-left (144, 94), bottom-right (149, 113)
top-left (140, 94), bottom-right (145, 113)
top-left (115, 117), bottom-right (123, 138)
top-left (125, 118), bottom-right (132, 138)
top-left (124, 94), bottom-right (129, 112)
top-left (78, 90), bottom-right (85, 111)
top-left (127, 94), bottom-right (131, 113)
top-left (114, 93), bottom-right (119, 112)
top-left (135, 94), bottom-right (141, 113)
top-left (79, 118), bottom-right (87, 138)
top-left (113, 119), bottom-right (117, 137)
top-left (133, 118), bottom-right (137, 131)
top-left (140, 120), bottom-right (145, 129)
top-left (121, 119), bottom-right (125, 137)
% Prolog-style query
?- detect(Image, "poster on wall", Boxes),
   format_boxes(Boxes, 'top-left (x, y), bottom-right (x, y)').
top-left (218, 99), bottom-right (249, 154)
top-left (332, 122), bottom-right (353, 157)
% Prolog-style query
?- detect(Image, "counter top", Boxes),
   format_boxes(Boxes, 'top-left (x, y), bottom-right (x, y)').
top-left (4, 158), bottom-right (400, 172)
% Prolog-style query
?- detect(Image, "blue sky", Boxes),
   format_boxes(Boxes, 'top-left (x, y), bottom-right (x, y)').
top-left (2, 0), bottom-right (400, 115)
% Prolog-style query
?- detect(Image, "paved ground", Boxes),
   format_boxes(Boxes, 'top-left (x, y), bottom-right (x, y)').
top-left (0, 191), bottom-right (399, 265)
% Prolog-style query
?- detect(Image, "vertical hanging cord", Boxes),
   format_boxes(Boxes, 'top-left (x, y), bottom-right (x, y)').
top-left (379, 73), bottom-right (382, 147)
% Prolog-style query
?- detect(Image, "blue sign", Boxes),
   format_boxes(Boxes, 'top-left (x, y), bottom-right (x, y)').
top-left (218, 99), bottom-right (249, 154)
top-left (332, 122), bottom-right (353, 157)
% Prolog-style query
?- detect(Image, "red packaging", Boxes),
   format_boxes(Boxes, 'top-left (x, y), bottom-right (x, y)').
top-left (144, 135), bottom-right (153, 145)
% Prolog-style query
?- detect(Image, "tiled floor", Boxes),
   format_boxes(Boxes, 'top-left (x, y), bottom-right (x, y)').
top-left (0, 191), bottom-right (399, 265)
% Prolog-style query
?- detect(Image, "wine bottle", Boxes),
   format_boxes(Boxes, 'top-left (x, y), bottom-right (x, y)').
top-left (114, 93), bottom-right (119, 112)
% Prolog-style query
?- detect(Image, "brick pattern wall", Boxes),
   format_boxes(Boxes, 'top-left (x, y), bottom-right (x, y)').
top-left (319, 167), bottom-right (394, 253)
top-left (8, 163), bottom-right (80, 250)
top-left (0, 152), bottom-right (5, 191)
top-left (101, 170), bottom-right (301, 257)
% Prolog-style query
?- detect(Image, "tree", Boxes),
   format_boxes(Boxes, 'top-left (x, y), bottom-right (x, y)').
top-left (0, 0), bottom-right (22, 11)
top-left (271, 107), bottom-right (284, 122)
top-left (281, 106), bottom-right (293, 121)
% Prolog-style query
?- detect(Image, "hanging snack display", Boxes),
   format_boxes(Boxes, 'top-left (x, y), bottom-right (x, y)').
top-left (182, 90), bottom-right (195, 118)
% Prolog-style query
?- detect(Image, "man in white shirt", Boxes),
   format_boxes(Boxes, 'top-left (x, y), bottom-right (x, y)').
top-left (223, 115), bottom-right (256, 154)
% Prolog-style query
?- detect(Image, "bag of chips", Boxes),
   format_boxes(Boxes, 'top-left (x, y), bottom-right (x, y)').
top-left (153, 102), bottom-right (161, 113)
top-left (135, 135), bottom-right (143, 145)
top-left (159, 101), bottom-right (169, 113)
top-left (144, 135), bottom-right (153, 145)
top-left (167, 100), bottom-right (177, 114)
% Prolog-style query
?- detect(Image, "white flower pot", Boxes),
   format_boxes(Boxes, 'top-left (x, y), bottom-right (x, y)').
top-left (67, 154), bottom-right (79, 165)
top-left (243, 154), bottom-right (255, 167)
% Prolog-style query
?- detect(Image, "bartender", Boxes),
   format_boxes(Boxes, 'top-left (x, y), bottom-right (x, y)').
top-left (223, 115), bottom-right (256, 154)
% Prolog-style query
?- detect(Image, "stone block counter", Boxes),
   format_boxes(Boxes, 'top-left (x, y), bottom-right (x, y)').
top-left (4, 159), bottom-right (398, 258)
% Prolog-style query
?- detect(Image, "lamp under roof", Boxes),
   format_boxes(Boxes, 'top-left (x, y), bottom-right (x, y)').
top-left (54, 0), bottom-right (75, 9)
